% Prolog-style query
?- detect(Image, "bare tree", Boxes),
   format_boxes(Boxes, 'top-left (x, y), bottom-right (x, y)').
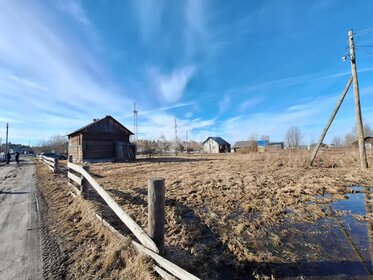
top-left (36, 135), bottom-right (67, 154)
top-left (331, 136), bottom-right (343, 147)
top-left (284, 126), bottom-right (303, 148)
top-left (343, 133), bottom-right (355, 146)
top-left (249, 132), bottom-right (258, 141)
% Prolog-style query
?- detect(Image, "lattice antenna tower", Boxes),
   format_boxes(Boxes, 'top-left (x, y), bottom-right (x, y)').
top-left (133, 102), bottom-right (138, 142)
top-left (174, 118), bottom-right (178, 155)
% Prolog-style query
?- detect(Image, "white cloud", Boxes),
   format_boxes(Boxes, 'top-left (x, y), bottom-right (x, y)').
top-left (149, 66), bottom-right (195, 104)
top-left (218, 94), bottom-right (230, 114)
top-left (0, 1), bottom-right (133, 143)
top-left (238, 97), bottom-right (265, 113)
top-left (58, 0), bottom-right (91, 27)
top-left (130, 0), bottom-right (166, 42)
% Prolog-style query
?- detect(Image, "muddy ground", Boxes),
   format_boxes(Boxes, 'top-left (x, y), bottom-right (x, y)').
top-left (36, 149), bottom-right (373, 279)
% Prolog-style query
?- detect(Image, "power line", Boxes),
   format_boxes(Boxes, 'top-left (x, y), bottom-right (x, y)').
top-left (355, 27), bottom-right (373, 35)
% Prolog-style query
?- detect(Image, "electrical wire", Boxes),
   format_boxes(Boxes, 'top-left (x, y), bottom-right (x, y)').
top-left (355, 27), bottom-right (373, 35)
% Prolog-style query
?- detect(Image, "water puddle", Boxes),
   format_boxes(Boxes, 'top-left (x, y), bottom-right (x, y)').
top-left (265, 186), bottom-right (373, 279)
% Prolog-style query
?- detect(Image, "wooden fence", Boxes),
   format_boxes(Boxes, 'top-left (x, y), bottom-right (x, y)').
top-left (38, 155), bottom-right (199, 280)
top-left (37, 155), bottom-right (59, 173)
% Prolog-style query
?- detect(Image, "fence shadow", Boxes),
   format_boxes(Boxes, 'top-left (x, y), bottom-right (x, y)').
top-left (83, 184), bottom-right (373, 279)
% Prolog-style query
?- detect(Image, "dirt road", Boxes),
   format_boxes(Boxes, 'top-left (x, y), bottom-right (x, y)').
top-left (0, 159), bottom-right (42, 279)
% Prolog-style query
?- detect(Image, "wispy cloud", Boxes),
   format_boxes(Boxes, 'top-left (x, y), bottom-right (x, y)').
top-left (149, 66), bottom-right (195, 104)
top-left (58, 0), bottom-right (91, 27)
top-left (218, 94), bottom-right (230, 114)
top-left (0, 1), bottom-right (132, 142)
top-left (130, 0), bottom-right (166, 42)
top-left (238, 97), bottom-right (265, 113)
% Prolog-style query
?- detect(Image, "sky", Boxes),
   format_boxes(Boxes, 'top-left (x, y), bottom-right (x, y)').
top-left (1, 0), bottom-right (373, 146)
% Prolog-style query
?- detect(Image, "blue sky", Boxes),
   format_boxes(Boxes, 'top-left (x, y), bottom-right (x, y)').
top-left (1, 0), bottom-right (373, 146)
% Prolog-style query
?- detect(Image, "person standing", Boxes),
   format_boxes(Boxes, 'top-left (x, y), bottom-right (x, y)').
top-left (15, 152), bottom-right (20, 164)
top-left (6, 152), bottom-right (11, 164)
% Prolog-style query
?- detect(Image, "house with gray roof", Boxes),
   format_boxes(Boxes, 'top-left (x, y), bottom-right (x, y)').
top-left (202, 137), bottom-right (231, 153)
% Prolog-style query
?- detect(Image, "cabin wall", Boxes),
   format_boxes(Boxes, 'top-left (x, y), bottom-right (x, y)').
top-left (68, 134), bottom-right (83, 163)
top-left (83, 140), bottom-right (116, 159)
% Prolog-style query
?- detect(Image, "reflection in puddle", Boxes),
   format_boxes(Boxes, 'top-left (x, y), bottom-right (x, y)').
top-left (265, 186), bottom-right (373, 279)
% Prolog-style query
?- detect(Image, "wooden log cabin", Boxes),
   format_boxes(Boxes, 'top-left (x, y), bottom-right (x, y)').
top-left (68, 115), bottom-right (136, 163)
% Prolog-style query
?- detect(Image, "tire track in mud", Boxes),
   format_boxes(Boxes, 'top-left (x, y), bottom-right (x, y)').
top-left (35, 185), bottom-right (68, 280)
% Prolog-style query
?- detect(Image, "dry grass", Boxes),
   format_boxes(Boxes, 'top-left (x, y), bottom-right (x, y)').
top-left (36, 161), bottom-right (155, 280)
top-left (36, 148), bottom-right (373, 279)
top-left (87, 149), bottom-right (373, 278)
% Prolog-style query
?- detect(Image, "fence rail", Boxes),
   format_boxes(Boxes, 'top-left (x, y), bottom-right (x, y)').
top-left (38, 155), bottom-right (200, 279)
top-left (67, 162), bottom-right (159, 253)
top-left (37, 155), bottom-right (58, 173)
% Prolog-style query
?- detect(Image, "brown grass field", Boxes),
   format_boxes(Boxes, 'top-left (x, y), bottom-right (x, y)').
top-left (37, 148), bottom-right (373, 279)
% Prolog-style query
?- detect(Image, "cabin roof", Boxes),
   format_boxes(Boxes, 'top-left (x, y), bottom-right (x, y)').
top-left (67, 115), bottom-right (134, 137)
top-left (202, 137), bottom-right (230, 145)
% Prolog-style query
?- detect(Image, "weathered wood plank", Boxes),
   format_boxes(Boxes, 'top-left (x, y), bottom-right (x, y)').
top-left (148, 178), bottom-right (165, 255)
top-left (68, 162), bottom-right (159, 253)
top-left (95, 214), bottom-right (127, 240)
top-left (68, 172), bottom-right (82, 185)
top-left (132, 241), bottom-right (200, 280)
top-left (154, 265), bottom-right (177, 280)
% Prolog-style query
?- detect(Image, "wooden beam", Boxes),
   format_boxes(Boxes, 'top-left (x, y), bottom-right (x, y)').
top-left (310, 77), bottom-right (353, 166)
top-left (68, 172), bottom-right (82, 186)
top-left (148, 178), bottom-right (165, 256)
top-left (153, 265), bottom-right (177, 280)
top-left (81, 165), bottom-right (90, 198)
top-left (133, 241), bottom-right (200, 280)
top-left (67, 162), bottom-right (159, 253)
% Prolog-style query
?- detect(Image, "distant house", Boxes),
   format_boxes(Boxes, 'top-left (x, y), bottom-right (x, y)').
top-left (233, 141), bottom-right (256, 153)
top-left (267, 142), bottom-right (285, 150)
top-left (202, 137), bottom-right (231, 153)
top-left (310, 143), bottom-right (328, 150)
top-left (233, 140), bottom-right (284, 153)
top-left (67, 115), bottom-right (135, 163)
top-left (256, 140), bottom-right (269, 152)
top-left (352, 136), bottom-right (373, 149)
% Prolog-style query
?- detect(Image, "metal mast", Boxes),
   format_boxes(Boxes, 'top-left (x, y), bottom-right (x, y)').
top-left (5, 123), bottom-right (9, 154)
top-left (133, 102), bottom-right (138, 142)
top-left (174, 119), bottom-right (178, 155)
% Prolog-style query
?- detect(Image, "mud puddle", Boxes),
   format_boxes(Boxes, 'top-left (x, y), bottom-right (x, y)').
top-left (262, 186), bottom-right (373, 279)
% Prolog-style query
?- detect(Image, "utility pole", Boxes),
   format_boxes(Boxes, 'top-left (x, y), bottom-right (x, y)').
top-left (174, 119), bottom-right (178, 155)
top-left (349, 29), bottom-right (368, 169)
top-left (133, 102), bottom-right (138, 142)
top-left (5, 123), bottom-right (9, 154)
top-left (185, 130), bottom-right (188, 154)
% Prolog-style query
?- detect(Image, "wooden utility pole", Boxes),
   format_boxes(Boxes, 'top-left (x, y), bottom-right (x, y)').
top-left (5, 123), bottom-right (9, 154)
top-left (310, 77), bottom-right (353, 166)
top-left (185, 130), bottom-right (188, 154)
top-left (349, 29), bottom-right (368, 169)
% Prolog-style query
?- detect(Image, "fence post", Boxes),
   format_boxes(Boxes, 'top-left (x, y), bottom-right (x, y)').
top-left (53, 158), bottom-right (59, 173)
top-left (81, 165), bottom-right (90, 199)
top-left (148, 178), bottom-right (165, 255)
top-left (68, 156), bottom-right (73, 185)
